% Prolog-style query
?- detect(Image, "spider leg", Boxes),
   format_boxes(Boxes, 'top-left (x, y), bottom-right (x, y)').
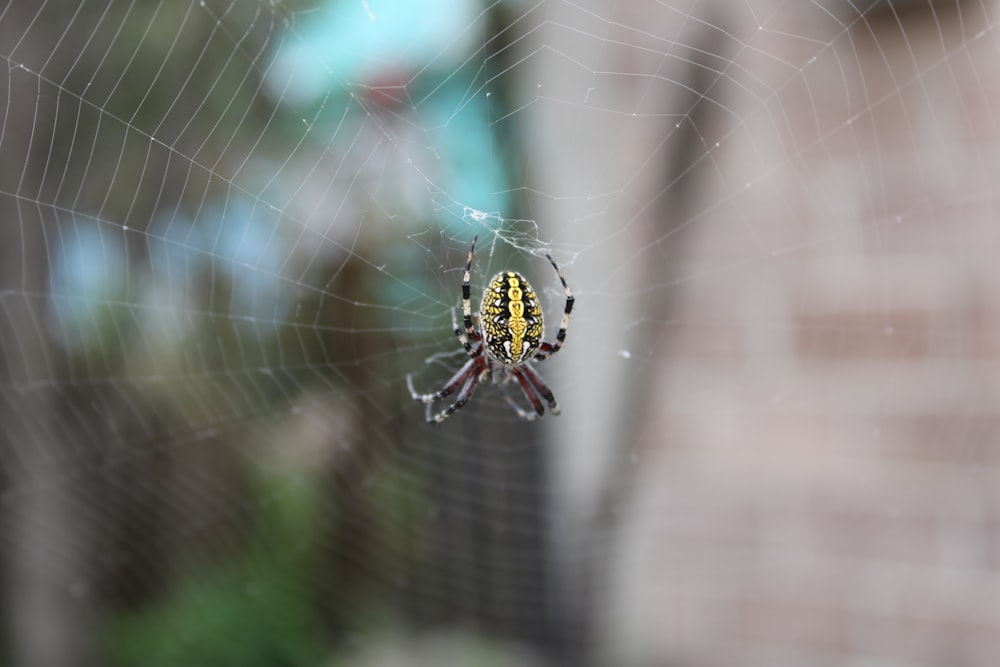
top-left (511, 368), bottom-right (546, 419)
top-left (407, 356), bottom-right (479, 404)
top-left (427, 364), bottom-right (483, 424)
top-left (462, 235), bottom-right (479, 342)
top-left (451, 307), bottom-right (481, 358)
top-left (502, 392), bottom-right (539, 421)
top-left (534, 252), bottom-right (574, 361)
top-left (518, 363), bottom-right (560, 415)
top-left (407, 356), bottom-right (486, 424)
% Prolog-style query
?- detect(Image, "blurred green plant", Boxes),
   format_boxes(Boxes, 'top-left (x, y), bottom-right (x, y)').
top-left (100, 469), bottom-right (328, 667)
top-left (100, 461), bottom-right (429, 667)
top-left (102, 556), bottom-right (326, 667)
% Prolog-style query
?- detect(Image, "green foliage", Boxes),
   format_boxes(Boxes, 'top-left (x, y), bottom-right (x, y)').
top-left (103, 556), bottom-right (327, 667)
top-left (101, 472), bottom-right (331, 667)
top-left (100, 462), bottom-right (430, 667)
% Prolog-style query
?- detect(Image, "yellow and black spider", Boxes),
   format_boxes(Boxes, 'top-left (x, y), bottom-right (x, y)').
top-left (407, 235), bottom-right (574, 424)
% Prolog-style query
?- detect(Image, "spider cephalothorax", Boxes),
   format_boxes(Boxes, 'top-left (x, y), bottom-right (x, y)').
top-left (407, 235), bottom-right (574, 423)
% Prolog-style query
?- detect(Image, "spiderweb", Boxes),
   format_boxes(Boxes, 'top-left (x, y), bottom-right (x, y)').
top-left (3, 1), bottom-right (1000, 665)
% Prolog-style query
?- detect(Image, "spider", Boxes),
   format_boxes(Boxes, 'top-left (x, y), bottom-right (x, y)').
top-left (407, 235), bottom-right (574, 424)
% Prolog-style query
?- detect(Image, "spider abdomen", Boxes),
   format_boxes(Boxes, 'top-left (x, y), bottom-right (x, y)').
top-left (480, 270), bottom-right (544, 366)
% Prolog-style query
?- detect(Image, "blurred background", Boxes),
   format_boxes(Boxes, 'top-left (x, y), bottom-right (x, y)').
top-left (3, 0), bottom-right (1000, 665)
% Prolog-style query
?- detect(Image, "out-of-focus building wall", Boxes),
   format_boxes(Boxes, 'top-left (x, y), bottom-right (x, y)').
top-left (535, 1), bottom-right (1000, 665)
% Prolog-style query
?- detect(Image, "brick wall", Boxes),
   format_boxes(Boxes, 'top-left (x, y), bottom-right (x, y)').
top-left (597, 2), bottom-right (1000, 665)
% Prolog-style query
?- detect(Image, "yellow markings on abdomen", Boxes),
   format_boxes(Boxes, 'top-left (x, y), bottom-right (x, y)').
top-left (506, 274), bottom-right (527, 358)
top-left (480, 269), bottom-right (543, 366)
